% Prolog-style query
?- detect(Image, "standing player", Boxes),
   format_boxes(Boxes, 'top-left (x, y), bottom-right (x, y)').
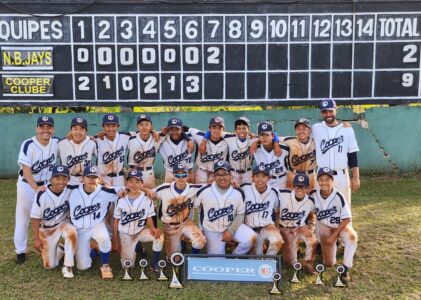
top-left (69, 166), bottom-right (120, 279)
top-left (15, 116), bottom-right (59, 264)
top-left (155, 163), bottom-right (206, 259)
top-left (242, 165), bottom-right (283, 256)
top-left (194, 161), bottom-right (256, 255)
top-left (310, 167), bottom-right (358, 283)
top-left (30, 165), bottom-right (77, 278)
top-left (312, 99), bottom-right (360, 209)
top-left (113, 169), bottom-right (163, 271)
top-left (278, 173), bottom-right (317, 274)
top-left (58, 117), bottom-right (97, 185)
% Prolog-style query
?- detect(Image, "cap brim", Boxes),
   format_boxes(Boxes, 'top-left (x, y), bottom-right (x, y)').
top-left (137, 118), bottom-right (151, 123)
top-left (127, 176), bottom-right (143, 180)
top-left (38, 122), bottom-right (54, 126)
top-left (294, 122), bottom-right (310, 128)
top-left (253, 171), bottom-right (270, 176)
top-left (258, 131), bottom-right (273, 135)
top-left (53, 173), bottom-right (69, 178)
top-left (294, 183), bottom-right (309, 187)
top-left (168, 125), bottom-right (182, 128)
top-left (317, 173), bottom-right (334, 179)
top-left (214, 167), bottom-right (230, 172)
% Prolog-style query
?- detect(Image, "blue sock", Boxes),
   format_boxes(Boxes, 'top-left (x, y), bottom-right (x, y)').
top-left (100, 251), bottom-right (110, 265)
top-left (152, 251), bottom-right (160, 267)
top-left (192, 247), bottom-right (200, 254)
top-left (90, 248), bottom-right (99, 260)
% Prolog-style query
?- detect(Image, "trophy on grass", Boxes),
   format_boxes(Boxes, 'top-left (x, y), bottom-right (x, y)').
top-left (291, 262), bottom-right (302, 283)
top-left (315, 264), bottom-right (325, 285)
top-left (157, 260), bottom-right (168, 281)
top-left (169, 252), bottom-right (185, 289)
top-left (121, 260), bottom-right (133, 281)
top-left (334, 265), bottom-right (346, 287)
top-left (138, 259), bottom-right (149, 280)
top-left (269, 272), bottom-right (282, 295)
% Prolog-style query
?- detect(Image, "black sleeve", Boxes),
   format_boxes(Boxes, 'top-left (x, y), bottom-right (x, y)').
top-left (347, 152), bottom-right (358, 168)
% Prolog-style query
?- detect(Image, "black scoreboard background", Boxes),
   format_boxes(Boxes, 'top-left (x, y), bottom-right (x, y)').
top-left (1, 0), bottom-right (421, 106)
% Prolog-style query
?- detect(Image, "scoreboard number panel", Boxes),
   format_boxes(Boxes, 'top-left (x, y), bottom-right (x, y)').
top-left (1, 5), bottom-right (421, 105)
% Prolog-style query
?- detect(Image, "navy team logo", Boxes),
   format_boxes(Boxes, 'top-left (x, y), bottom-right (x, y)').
top-left (42, 116), bottom-right (49, 122)
top-left (171, 119), bottom-right (178, 124)
top-left (259, 165), bottom-right (266, 171)
top-left (322, 101), bottom-right (328, 107)
top-left (217, 161), bottom-right (224, 167)
top-left (214, 117), bottom-right (222, 123)
top-left (297, 175), bottom-right (305, 182)
top-left (90, 166), bottom-right (97, 173)
top-left (261, 123), bottom-right (268, 130)
top-left (108, 115), bottom-right (114, 121)
top-left (178, 163), bottom-right (184, 169)
top-left (76, 117), bottom-right (83, 123)
top-left (57, 166), bottom-right (64, 172)
top-left (130, 170), bottom-right (137, 176)
top-left (140, 114), bottom-right (146, 118)
top-left (323, 167), bottom-right (330, 172)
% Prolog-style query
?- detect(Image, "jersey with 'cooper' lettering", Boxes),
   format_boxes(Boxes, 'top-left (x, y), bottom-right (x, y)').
top-left (96, 132), bottom-right (131, 176)
top-left (278, 189), bottom-right (315, 227)
top-left (57, 137), bottom-right (97, 176)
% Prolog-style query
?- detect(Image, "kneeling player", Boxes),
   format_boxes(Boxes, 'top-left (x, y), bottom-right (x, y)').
top-left (278, 173), bottom-right (317, 274)
top-left (311, 167), bottom-right (358, 283)
top-left (242, 165), bottom-right (283, 256)
top-left (194, 161), bottom-right (256, 255)
top-left (113, 169), bottom-right (163, 272)
top-left (30, 165), bottom-right (77, 278)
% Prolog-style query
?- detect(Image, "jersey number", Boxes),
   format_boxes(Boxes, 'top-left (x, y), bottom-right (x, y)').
top-left (93, 212), bottom-right (100, 220)
top-left (137, 219), bottom-right (146, 227)
top-left (262, 211), bottom-right (269, 219)
top-left (330, 216), bottom-right (341, 224)
top-left (228, 214), bottom-right (233, 222)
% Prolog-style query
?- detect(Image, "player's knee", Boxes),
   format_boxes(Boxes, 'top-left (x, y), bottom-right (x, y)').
top-left (96, 237), bottom-right (111, 252)
top-left (192, 235), bottom-right (206, 249)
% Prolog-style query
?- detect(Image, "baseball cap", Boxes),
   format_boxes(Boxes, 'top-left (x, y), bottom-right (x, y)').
top-left (258, 122), bottom-right (274, 134)
top-left (102, 114), bottom-right (119, 126)
top-left (173, 162), bottom-right (188, 173)
top-left (137, 114), bottom-right (152, 124)
top-left (294, 118), bottom-right (311, 128)
top-left (51, 165), bottom-right (70, 178)
top-left (83, 166), bottom-right (100, 177)
top-left (214, 161), bottom-right (231, 172)
top-left (252, 165), bottom-right (270, 176)
top-left (319, 99), bottom-right (337, 110)
top-left (293, 173), bottom-right (310, 187)
top-left (317, 167), bottom-right (334, 179)
top-left (37, 116), bottom-right (54, 126)
top-left (235, 116), bottom-right (250, 127)
top-left (71, 117), bottom-right (87, 129)
top-left (209, 116), bottom-right (225, 128)
top-left (127, 169), bottom-right (143, 181)
top-left (167, 117), bottom-right (183, 128)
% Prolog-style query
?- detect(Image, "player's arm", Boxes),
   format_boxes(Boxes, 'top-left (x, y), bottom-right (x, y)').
top-left (348, 151), bottom-right (360, 192)
top-left (31, 218), bottom-right (42, 252)
top-left (22, 165), bottom-right (46, 192)
top-left (146, 217), bottom-right (161, 239)
top-left (222, 213), bottom-right (245, 242)
top-left (326, 218), bottom-right (351, 245)
top-left (112, 218), bottom-right (120, 253)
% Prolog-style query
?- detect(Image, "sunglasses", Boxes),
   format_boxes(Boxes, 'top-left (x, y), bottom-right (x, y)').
top-left (174, 173), bottom-right (188, 179)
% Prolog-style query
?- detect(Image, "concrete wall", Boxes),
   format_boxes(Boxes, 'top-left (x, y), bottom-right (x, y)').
top-left (1, 106), bottom-right (419, 178)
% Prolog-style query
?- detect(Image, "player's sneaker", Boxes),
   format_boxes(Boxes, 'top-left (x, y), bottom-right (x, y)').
top-left (304, 261), bottom-right (316, 275)
top-left (150, 265), bottom-right (160, 273)
top-left (341, 270), bottom-right (351, 284)
top-left (62, 266), bottom-right (74, 279)
top-left (16, 253), bottom-right (26, 264)
top-left (100, 264), bottom-right (113, 279)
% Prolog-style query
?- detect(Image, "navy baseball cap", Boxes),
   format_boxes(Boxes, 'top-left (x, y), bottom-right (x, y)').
top-left (137, 114), bottom-right (152, 124)
top-left (167, 117), bottom-right (183, 128)
top-left (209, 116), bottom-right (225, 127)
top-left (235, 116), bottom-right (250, 127)
top-left (83, 166), bottom-right (100, 177)
top-left (127, 169), bottom-right (143, 181)
top-left (295, 118), bottom-right (311, 128)
top-left (173, 162), bottom-right (188, 173)
top-left (252, 165), bottom-right (270, 176)
top-left (52, 165), bottom-right (70, 178)
top-left (37, 116), bottom-right (54, 126)
top-left (258, 122), bottom-right (274, 134)
top-left (71, 117), bottom-right (88, 129)
top-left (319, 99), bottom-right (337, 110)
top-left (293, 173), bottom-right (310, 187)
top-left (317, 167), bottom-right (334, 179)
top-left (214, 161), bottom-right (231, 172)
top-left (102, 114), bottom-right (119, 126)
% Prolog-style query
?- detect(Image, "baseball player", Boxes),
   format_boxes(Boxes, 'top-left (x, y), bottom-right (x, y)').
top-left (242, 165), bottom-right (283, 256)
top-left (57, 117), bottom-right (97, 185)
top-left (194, 161), bottom-right (256, 255)
top-left (155, 163), bottom-right (206, 259)
top-left (69, 166), bottom-right (120, 279)
top-left (253, 122), bottom-right (289, 189)
top-left (278, 173), bottom-right (317, 274)
top-left (310, 167), bottom-right (358, 283)
top-left (113, 169), bottom-right (163, 271)
top-left (30, 165), bottom-right (77, 278)
top-left (312, 99), bottom-right (360, 209)
top-left (14, 116), bottom-right (59, 264)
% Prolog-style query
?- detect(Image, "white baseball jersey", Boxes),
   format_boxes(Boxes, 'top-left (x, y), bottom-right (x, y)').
top-left (310, 188), bottom-right (351, 228)
top-left (30, 185), bottom-right (77, 227)
top-left (18, 136), bottom-right (59, 182)
top-left (278, 189), bottom-right (315, 228)
top-left (194, 183), bottom-right (245, 233)
top-left (155, 182), bottom-right (204, 224)
top-left (96, 132), bottom-right (131, 176)
top-left (158, 135), bottom-right (193, 171)
top-left (225, 135), bottom-right (257, 172)
top-left (241, 183), bottom-right (279, 228)
top-left (312, 122), bottom-right (359, 170)
top-left (114, 193), bottom-right (155, 235)
top-left (253, 144), bottom-right (289, 178)
top-left (189, 128), bottom-right (230, 172)
top-left (127, 133), bottom-right (164, 168)
top-left (69, 185), bottom-right (119, 229)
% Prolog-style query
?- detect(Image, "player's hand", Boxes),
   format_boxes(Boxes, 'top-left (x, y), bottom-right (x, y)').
top-left (230, 179), bottom-right (239, 189)
top-left (34, 238), bottom-right (43, 253)
top-left (151, 130), bottom-right (160, 142)
top-left (351, 176), bottom-right (361, 192)
top-left (96, 131), bottom-right (106, 140)
top-left (221, 230), bottom-right (233, 242)
top-left (150, 227), bottom-right (161, 239)
top-left (142, 187), bottom-right (155, 199)
top-left (249, 140), bottom-right (259, 156)
top-left (248, 132), bottom-right (256, 139)
top-left (273, 142), bottom-right (282, 157)
top-left (66, 131), bottom-right (73, 140)
top-left (188, 140), bottom-right (195, 154)
top-left (36, 186), bottom-right (47, 192)
top-left (343, 121), bottom-right (352, 128)
top-left (198, 139), bottom-right (207, 155)
top-left (161, 127), bottom-right (169, 135)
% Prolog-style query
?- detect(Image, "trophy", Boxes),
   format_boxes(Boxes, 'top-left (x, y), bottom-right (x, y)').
top-left (121, 260), bottom-right (133, 281)
top-left (138, 259), bottom-right (149, 280)
top-left (157, 260), bottom-right (168, 281)
top-left (169, 252), bottom-right (185, 289)
top-left (291, 262), bottom-right (302, 283)
top-left (269, 272), bottom-right (282, 295)
top-left (334, 265), bottom-right (346, 287)
top-left (315, 264), bottom-right (325, 285)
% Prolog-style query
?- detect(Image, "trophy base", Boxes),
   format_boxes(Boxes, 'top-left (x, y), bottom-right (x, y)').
top-left (335, 278), bottom-right (346, 287)
top-left (290, 278), bottom-right (300, 283)
top-left (138, 276), bottom-right (149, 281)
top-left (121, 276), bottom-right (133, 281)
top-left (315, 277), bottom-right (324, 285)
top-left (169, 284), bottom-right (183, 289)
top-left (269, 289), bottom-right (282, 295)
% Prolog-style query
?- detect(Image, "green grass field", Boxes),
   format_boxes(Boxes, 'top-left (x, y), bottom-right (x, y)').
top-left (1, 177), bottom-right (420, 299)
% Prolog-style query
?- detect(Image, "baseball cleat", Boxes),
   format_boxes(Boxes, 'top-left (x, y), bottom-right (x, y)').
top-left (340, 270), bottom-right (351, 284)
top-left (16, 253), bottom-right (26, 264)
top-left (100, 265), bottom-right (114, 279)
top-left (62, 266), bottom-right (74, 279)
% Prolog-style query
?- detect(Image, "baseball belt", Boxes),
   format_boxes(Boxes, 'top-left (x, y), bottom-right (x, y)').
top-left (230, 168), bottom-right (252, 174)
top-left (271, 173), bottom-right (286, 179)
top-left (332, 169), bottom-right (346, 175)
top-left (72, 173), bottom-right (82, 177)
top-left (22, 178), bottom-right (46, 186)
top-left (106, 171), bottom-right (125, 177)
top-left (280, 225), bottom-right (297, 229)
top-left (41, 223), bottom-right (59, 229)
top-left (166, 217), bottom-right (189, 226)
top-left (129, 165), bottom-right (153, 171)
top-left (253, 226), bottom-right (264, 233)
top-left (290, 169), bottom-right (316, 175)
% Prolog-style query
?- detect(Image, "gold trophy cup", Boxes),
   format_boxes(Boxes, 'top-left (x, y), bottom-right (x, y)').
top-left (169, 252), bottom-right (184, 289)
top-left (291, 262), bottom-right (302, 283)
top-left (269, 272), bottom-right (282, 294)
top-left (157, 260), bottom-right (168, 281)
top-left (121, 260), bottom-right (133, 281)
top-left (315, 264), bottom-right (325, 285)
top-left (138, 259), bottom-right (149, 280)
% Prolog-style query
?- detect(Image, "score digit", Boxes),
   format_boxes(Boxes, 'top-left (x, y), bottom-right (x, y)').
top-left (402, 73), bottom-right (414, 87)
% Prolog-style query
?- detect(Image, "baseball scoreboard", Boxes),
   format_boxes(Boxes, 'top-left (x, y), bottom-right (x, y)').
top-left (1, 1), bottom-right (421, 106)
